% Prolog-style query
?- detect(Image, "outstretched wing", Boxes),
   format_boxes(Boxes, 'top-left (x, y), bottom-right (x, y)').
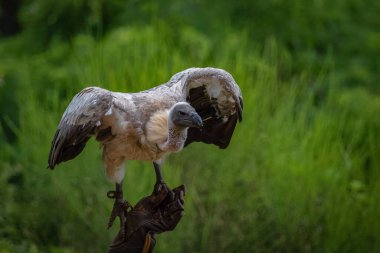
top-left (169, 68), bottom-right (243, 149)
top-left (48, 87), bottom-right (113, 169)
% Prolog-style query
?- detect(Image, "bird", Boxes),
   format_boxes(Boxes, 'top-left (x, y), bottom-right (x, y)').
top-left (48, 67), bottom-right (243, 229)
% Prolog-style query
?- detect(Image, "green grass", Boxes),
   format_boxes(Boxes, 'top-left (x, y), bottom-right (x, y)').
top-left (1, 25), bottom-right (379, 253)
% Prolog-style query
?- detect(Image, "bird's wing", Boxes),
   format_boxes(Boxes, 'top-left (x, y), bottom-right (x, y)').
top-left (48, 87), bottom-right (113, 169)
top-left (169, 67), bottom-right (243, 149)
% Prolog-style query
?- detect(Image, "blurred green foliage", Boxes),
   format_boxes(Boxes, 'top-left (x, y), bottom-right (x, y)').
top-left (0, 0), bottom-right (379, 252)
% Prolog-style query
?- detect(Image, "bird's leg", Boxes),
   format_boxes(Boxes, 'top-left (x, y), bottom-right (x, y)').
top-left (153, 162), bottom-right (164, 185)
top-left (153, 162), bottom-right (173, 199)
top-left (107, 181), bottom-right (129, 233)
top-left (153, 162), bottom-right (166, 193)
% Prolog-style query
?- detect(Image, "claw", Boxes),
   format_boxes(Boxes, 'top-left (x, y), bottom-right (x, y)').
top-left (154, 181), bottom-right (166, 193)
top-left (107, 198), bottom-right (131, 228)
top-left (107, 186), bottom-right (129, 232)
top-left (153, 181), bottom-right (175, 207)
top-left (107, 200), bottom-right (123, 228)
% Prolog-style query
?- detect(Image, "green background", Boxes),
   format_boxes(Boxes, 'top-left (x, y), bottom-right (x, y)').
top-left (0, 0), bottom-right (379, 252)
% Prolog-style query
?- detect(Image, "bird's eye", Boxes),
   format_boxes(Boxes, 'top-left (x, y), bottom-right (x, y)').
top-left (178, 111), bottom-right (186, 116)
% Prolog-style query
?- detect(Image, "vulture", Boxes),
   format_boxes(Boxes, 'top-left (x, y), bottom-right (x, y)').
top-left (48, 67), bottom-right (243, 229)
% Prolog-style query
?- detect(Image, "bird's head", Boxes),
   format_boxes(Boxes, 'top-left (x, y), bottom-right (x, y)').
top-left (169, 102), bottom-right (203, 129)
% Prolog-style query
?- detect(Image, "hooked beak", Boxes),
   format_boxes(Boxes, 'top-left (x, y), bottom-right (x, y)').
top-left (190, 112), bottom-right (203, 129)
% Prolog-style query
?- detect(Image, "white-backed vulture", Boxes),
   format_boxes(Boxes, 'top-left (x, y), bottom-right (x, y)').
top-left (48, 67), bottom-right (243, 228)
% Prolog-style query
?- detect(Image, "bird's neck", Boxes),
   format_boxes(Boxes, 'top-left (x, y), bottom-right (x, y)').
top-left (158, 120), bottom-right (188, 152)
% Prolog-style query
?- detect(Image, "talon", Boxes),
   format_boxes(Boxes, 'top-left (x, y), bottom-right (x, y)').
top-left (123, 200), bottom-right (133, 213)
top-left (107, 183), bottom-right (126, 230)
top-left (154, 181), bottom-right (168, 193)
top-left (108, 199), bottom-right (126, 229)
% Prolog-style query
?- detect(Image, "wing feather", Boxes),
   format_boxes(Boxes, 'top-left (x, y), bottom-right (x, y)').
top-left (48, 87), bottom-right (113, 169)
top-left (171, 68), bottom-right (243, 148)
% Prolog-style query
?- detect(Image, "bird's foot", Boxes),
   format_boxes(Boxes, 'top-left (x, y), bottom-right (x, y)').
top-left (107, 190), bottom-right (131, 234)
top-left (154, 181), bottom-right (174, 201)
top-left (154, 180), bottom-right (168, 192)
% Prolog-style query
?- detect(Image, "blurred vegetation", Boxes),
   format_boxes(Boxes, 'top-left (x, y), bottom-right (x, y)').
top-left (0, 0), bottom-right (379, 252)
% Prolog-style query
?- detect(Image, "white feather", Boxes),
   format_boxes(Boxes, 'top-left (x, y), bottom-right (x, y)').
top-left (206, 79), bottom-right (222, 98)
top-left (105, 107), bottom-right (113, 116)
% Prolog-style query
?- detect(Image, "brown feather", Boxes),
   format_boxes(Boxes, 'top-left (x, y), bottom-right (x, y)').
top-left (48, 87), bottom-right (113, 169)
top-left (184, 74), bottom-right (242, 148)
top-left (185, 114), bottom-right (238, 149)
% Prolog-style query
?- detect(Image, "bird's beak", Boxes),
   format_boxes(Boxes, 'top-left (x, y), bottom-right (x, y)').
top-left (190, 112), bottom-right (203, 129)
